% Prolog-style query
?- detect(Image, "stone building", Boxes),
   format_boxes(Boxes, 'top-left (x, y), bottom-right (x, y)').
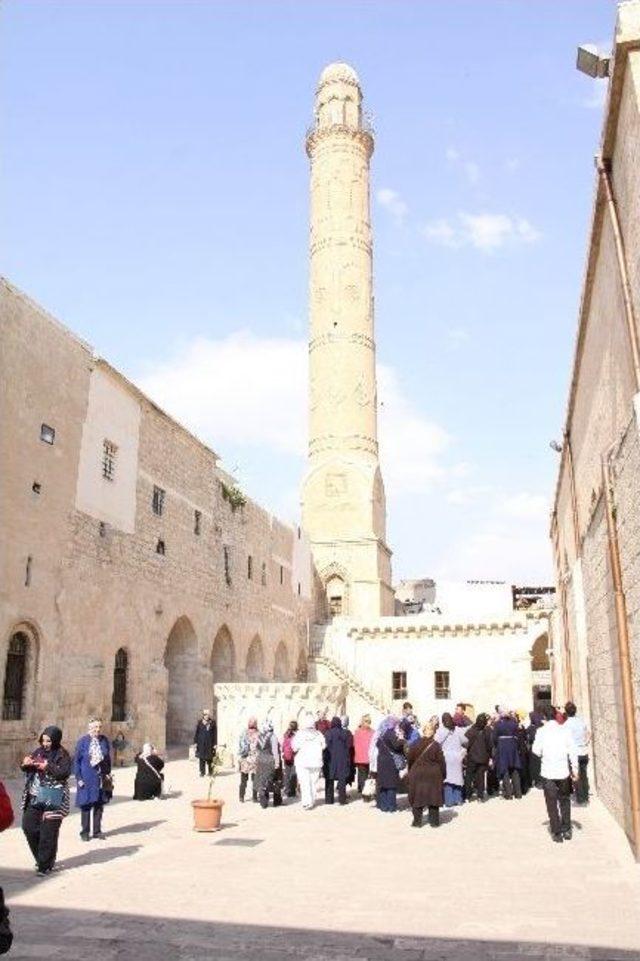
top-left (0, 279), bottom-right (316, 770)
top-left (550, 1), bottom-right (640, 855)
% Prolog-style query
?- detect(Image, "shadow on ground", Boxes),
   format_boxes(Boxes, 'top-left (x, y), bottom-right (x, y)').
top-left (3, 907), bottom-right (639, 961)
top-left (2, 845), bottom-right (142, 896)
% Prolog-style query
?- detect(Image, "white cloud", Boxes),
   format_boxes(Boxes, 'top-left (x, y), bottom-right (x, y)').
top-left (376, 187), bottom-right (408, 224)
top-left (446, 485), bottom-right (493, 507)
top-left (446, 146), bottom-right (480, 185)
top-left (422, 211), bottom-right (541, 253)
top-left (504, 157), bottom-right (520, 173)
top-left (447, 327), bottom-right (470, 349)
top-left (503, 491), bottom-right (549, 519)
top-left (136, 331), bottom-right (452, 501)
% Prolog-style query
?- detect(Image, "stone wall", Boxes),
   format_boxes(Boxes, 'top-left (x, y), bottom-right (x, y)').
top-left (0, 280), bottom-right (314, 772)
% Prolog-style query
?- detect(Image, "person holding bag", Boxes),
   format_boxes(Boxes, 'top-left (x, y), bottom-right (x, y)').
top-left (20, 725), bottom-right (71, 875)
top-left (74, 717), bottom-right (112, 840)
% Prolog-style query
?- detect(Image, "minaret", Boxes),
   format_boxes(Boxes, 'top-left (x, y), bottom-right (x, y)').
top-left (301, 62), bottom-right (394, 620)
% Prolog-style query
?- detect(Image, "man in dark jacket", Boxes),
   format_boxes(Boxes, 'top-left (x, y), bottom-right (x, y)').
top-left (194, 709), bottom-right (217, 777)
top-left (463, 713), bottom-right (493, 801)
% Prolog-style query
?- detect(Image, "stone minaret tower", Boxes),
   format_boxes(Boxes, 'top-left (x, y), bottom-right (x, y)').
top-left (301, 62), bottom-right (393, 620)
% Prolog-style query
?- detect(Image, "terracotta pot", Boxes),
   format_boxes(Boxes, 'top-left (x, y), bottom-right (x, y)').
top-left (192, 798), bottom-right (224, 832)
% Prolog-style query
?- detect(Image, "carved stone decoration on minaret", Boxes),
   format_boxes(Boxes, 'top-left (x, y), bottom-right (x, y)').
top-left (301, 62), bottom-right (394, 620)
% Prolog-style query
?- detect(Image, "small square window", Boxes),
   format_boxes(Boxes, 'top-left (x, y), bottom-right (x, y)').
top-left (392, 671), bottom-right (407, 700)
top-left (156, 539), bottom-right (165, 556)
top-left (40, 424), bottom-right (55, 445)
top-left (102, 440), bottom-right (117, 481)
top-left (152, 486), bottom-right (165, 516)
top-left (434, 671), bottom-right (450, 700)
top-left (194, 510), bottom-right (201, 536)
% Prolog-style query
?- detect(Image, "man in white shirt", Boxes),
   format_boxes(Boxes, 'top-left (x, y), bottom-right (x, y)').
top-left (564, 701), bottom-right (591, 804)
top-left (532, 704), bottom-right (579, 843)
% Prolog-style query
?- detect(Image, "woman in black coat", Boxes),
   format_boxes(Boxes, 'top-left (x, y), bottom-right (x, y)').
top-left (133, 744), bottom-right (164, 800)
top-left (375, 717), bottom-right (406, 813)
top-left (407, 720), bottom-right (446, 827)
top-left (21, 726), bottom-right (71, 875)
top-left (324, 717), bottom-right (353, 805)
top-left (463, 713), bottom-right (493, 801)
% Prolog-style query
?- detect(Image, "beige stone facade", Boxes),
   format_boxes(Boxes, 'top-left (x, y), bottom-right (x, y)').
top-left (0, 279), bottom-right (314, 770)
top-left (551, 2), bottom-right (640, 852)
top-left (301, 63), bottom-right (394, 620)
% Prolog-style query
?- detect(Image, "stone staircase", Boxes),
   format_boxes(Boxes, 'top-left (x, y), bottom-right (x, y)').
top-left (308, 624), bottom-right (389, 715)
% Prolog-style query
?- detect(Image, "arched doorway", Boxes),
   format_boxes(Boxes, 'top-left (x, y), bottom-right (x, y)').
top-left (211, 625), bottom-right (235, 716)
top-left (326, 575), bottom-right (346, 617)
top-left (246, 635), bottom-right (264, 681)
top-left (531, 632), bottom-right (551, 706)
top-left (273, 642), bottom-right (290, 681)
top-left (164, 616), bottom-right (199, 745)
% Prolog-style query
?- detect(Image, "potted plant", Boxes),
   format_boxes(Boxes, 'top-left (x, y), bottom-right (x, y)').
top-left (191, 750), bottom-right (225, 831)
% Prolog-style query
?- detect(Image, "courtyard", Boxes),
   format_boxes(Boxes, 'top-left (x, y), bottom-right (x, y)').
top-left (1, 756), bottom-right (640, 960)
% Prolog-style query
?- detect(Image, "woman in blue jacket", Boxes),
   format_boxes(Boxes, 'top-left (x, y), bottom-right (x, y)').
top-left (74, 718), bottom-right (112, 840)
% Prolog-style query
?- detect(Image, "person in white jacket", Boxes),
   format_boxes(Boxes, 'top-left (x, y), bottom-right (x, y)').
top-left (292, 713), bottom-right (325, 810)
top-left (532, 705), bottom-right (578, 843)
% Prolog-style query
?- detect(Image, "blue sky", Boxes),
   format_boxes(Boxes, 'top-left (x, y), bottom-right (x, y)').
top-left (2, 1), bottom-right (616, 583)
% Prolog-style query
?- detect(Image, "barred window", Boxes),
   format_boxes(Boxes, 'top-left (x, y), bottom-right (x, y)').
top-left (434, 671), bottom-right (450, 699)
top-left (102, 440), bottom-right (117, 481)
top-left (111, 648), bottom-right (128, 722)
top-left (392, 671), bottom-right (407, 701)
top-left (2, 632), bottom-right (28, 720)
top-left (152, 486), bottom-right (165, 516)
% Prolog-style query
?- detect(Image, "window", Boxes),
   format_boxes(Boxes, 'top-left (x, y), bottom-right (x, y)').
top-left (261, 561), bottom-right (267, 586)
top-left (223, 546), bottom-right (231, 585)
top-left (25, 556), bottom-right (32, 587)
top-left (194, 510), bottom-right (201, 536)
top-left (297, 582), bottom-right (301, 596)
top-left (99, 522), bottom-right (107, 538)
top-left (279, 565), bottom-right (284, 585)
top-left (156, 539), bottom-right (165, 556)
top-left (329, 595), bottom-right (342, 616)
top-left (32, 482), bottom-right (41, 495)
top-left (247, 555), bottom-right (253, 580)
top-left (434, 671), bottom-right (450, 699)
top-left (152, 485), bottom-right (165, 516)
top-left (2, 632), bottom-right (28, 720)
top-left (40, 424), bottom-right (55, 445)
top-left (111, 648), bottom-right (128, 722)
top-left (102, 440), bottom-right (117, 481)
top-left (392, 671), bottom-right (407, 701)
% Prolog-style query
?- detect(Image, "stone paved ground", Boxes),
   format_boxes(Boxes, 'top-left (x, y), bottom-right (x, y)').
top-left (1, 757), bottom-right (639, 960)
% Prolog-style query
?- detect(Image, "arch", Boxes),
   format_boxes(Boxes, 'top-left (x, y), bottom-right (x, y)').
top-left (246, 635), bottom-right (265, 682)
top-left (319, 562), bottom-right (350, 620)
top-left (2, 623), bottom-right (39, 721)
top-left (163, 616), bottom-right (199, 745)
top-left (273, 642), bottom-right (290, 682)
top-left (111, 647), bottom-right (128, 722)
top-left (531, 633), bottom-right (550, 671)
top-left (211, 625), bottom-right (235, 682)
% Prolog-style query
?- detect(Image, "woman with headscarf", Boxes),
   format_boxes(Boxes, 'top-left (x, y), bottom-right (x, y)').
top-left (353, 714), bottom-right (374, 795)
top-left (375, 716), bottom-right (405, 813)
top-left (281, 720), bottom-right (299, 799)
top-left (436, 712), bottom-right (467, 806)
top-left (292, 713), bottom-right (325, 810)
top-left (492, 709), bottom-right (523, 799)
top-left (238, 717), bottom-right (260, 802)
top-left (74, 718), bottom-right (112, 841)
top-left (407, 719), bottom-right (446, 827)
top-left (21, 725), bottom-right (71, 875)
top-left (463, 713), bottom-right (493, 801)
top-left (324, 716), bottom-right (353, 805)
top-left (133, 743), bottom-right (164, 800)
top-left (255, 720), bottom-right (282, 808)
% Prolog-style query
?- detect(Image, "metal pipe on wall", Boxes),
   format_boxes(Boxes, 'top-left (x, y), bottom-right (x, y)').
top-left (601, 451), bottom-right (640, 860)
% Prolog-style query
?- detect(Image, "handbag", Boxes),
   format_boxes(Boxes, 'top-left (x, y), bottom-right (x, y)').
top-left (362, 776), bottom-right (376, 799)
top-left (32, 780), bottom-right (64, 811)
top-left (101, 773), bottom-right (114, 795)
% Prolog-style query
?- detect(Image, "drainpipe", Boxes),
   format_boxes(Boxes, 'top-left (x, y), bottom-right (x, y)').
top-left (564, 431), bottom-right (581, 559)
top-left (602, 451), bottom-right (640, 860)
top-left (595, 156), bottom-right (640, 392)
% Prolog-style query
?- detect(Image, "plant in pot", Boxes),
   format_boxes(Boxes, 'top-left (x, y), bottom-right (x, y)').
top-left (192, 748), bottom-right (225, 832)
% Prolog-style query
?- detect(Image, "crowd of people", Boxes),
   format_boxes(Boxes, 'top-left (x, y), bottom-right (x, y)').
top-left (235, 699), bottom-right (591, 842)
